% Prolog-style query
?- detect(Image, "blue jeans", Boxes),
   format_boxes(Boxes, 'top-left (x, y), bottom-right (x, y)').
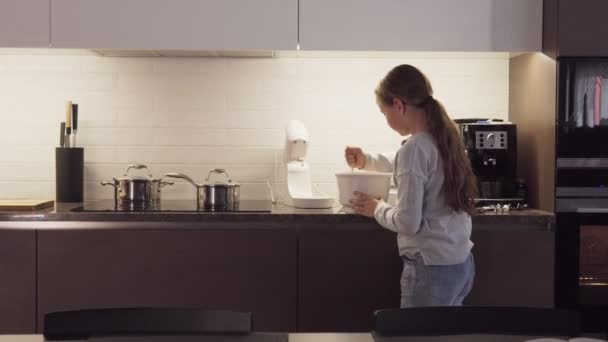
top-left (400, 253), bottom-right (475, 308)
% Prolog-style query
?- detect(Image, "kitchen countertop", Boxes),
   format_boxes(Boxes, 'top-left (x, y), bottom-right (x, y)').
top-left (0, 201), bottom-right (554, 230)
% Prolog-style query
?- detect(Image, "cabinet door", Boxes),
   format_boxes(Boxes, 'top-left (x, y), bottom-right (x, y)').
top-left (465, 229), bottom-right (555, 307)
top-left (0, 0), bottom-right (49, 47)
top-left (298, 228), bottom-right (401, 332)
top-left (0, 229), bottom-right (36, 333)
top-left (37, 229), bottom-right (297, 332)
top-left (557, 0), bottom-right (608, 57)
top-left (299, 0), bottom-right (541, 51)
top-left (50, 0), bottom-right (297, 50)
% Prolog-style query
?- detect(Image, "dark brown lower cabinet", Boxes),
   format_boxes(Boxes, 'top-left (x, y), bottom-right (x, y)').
top-left (465, 229), bottom-right (555, 307)
top-left (298, 226), bottom-right (555, 332)
top-left (37, 228), bottom-right (297, 333)
top-left (0, 229), bottom-right (36, 333)
top-left (24, 224), bottom-right (554, 333)
top-left (297, 228), bottom-right (401, 332)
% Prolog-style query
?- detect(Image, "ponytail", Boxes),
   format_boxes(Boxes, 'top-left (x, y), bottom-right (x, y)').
top-left (423, 97), bottom-right (478, 214)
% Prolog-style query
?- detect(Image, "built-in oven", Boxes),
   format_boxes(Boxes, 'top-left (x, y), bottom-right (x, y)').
top-left (556, 58), bottom-right (608, 331)
top-left (555, 210), bottom-right (608, 331)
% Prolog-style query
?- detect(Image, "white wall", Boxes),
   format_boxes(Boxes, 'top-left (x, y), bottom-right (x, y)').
top-left (0, 50), bottom-right (509, 201)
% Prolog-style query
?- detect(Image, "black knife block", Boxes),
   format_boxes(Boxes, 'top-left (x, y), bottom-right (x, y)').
top-left (55, 147), bottom-right (84, 203)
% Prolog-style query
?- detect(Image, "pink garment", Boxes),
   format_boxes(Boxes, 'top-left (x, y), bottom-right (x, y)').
top-left (595, 76), bottom-right (602, 127)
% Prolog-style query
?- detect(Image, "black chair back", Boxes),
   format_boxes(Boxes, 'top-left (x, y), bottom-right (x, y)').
top-left (375, 307), bottom-right (580, 337)
top-left (44, 307), bottom-right (253, 340)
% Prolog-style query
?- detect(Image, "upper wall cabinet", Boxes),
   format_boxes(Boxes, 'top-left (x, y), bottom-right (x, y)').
top-left (0, 0), bottom-right (50, 47)
top-left (50, 0), bottom-right (297, 50)
top-left (544, 0), bottom-right (608, 58)
top-left (299, 0), bottom-right (542, 52)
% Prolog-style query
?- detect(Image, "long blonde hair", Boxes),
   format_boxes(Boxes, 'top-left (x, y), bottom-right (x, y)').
top-left (375, 65), bottom-right (478, 214)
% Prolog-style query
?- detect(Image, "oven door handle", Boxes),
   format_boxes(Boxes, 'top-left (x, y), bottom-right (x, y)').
top-left (577, 208), bottom-right (608, 214)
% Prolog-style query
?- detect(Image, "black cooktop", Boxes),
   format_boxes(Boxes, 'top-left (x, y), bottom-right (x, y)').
top-left (71, 200), bottom-right (273, 213)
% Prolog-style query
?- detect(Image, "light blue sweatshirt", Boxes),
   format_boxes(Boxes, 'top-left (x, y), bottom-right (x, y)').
top-left (364, 132), bottom-right (473, 266)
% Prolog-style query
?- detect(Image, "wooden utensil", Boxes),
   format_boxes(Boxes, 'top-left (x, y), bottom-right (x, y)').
top-left (0, 200), bottom-right (54, 211)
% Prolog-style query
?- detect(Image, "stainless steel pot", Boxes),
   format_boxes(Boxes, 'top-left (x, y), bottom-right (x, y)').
top-left (165, 169), bottom-right (240, 209)
top-left (202, 169), bottom-right (240, 209)
top-left (101, 164), bottom-right (173, 208)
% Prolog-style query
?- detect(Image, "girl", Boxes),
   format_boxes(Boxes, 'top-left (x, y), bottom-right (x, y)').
top-left (345, 64), bottom-right (477, 307)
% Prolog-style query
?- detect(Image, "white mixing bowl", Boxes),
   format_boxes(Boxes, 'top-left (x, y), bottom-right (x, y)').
top-left (335, 171), bottom-right (393, 207)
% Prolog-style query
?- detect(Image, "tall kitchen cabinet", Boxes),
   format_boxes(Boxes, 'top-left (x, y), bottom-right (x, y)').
top-left (0, 229), bottom-right (36, 333)
top-left (0, 0), bottom-right (49, 47)
top-left (299, 0), bottom-right (542, 51)
top-left (542, 0), bottom-right (608, 331)
top-left (510, 1), bottom-right (608, 211)
top-left (36, 228), bottom-right (297, 333)
top-left (50, 0), bottom-right (297, 50)
top-left (544, 0), bottom-right (608, 58)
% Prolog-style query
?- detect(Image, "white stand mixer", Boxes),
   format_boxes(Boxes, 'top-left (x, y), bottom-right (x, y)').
top-left (285, 120), bottom-right (334, 209)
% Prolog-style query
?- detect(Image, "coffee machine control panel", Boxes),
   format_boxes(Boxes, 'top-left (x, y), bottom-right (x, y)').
top-left (475, 131), bottom-right (508, 150)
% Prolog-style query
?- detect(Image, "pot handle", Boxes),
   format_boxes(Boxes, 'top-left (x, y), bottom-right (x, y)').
top-left (159, 180), bottom-right (174, 188)
top-left (126, 164), bottom-right (152, 177)
top-left (100, 180), bottom-right (117, 188)
top-left (164, 173), bottom-right (202, 188)
top-left (206, 168), bottom-right (232, 182)
top-left (164, 173), bottom-right (203, 208)
top-left (101, 179), bottom-right (119, 207)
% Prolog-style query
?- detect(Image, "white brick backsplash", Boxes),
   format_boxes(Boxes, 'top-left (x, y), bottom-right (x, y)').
top-left (84, 164), bottom-right (129, 182)
top-left (0, 147), bottom-right (55, 164)
top-left (0, 55), bottom-right (82, 72)
top-left (0, 127), bottom-right (58, 146)
top-left (225, 79), bottom-right (284, 111)
top-left (203, 110), bottom-right (287, 129)
top-left (225, 58), bottom-right (297, 81)
top-left (0, 181), bottom-right (54, 199)
top-left (112, 91), bottom-right (157, 112)
top-left (238, 183), bottom-right (275, 200)
top-left (84, 147), bottom-right (117, 164)
top-left (81, 57), bottom-right (154, 74)
top-left (147, 147), bottom-right (276, 165)
top-left (111, 147), bottom-right (158, 165)
top-left (220, 129), bottom-right (284, 147)
top-left (155, 91), bottom-right (225, 113)
top-left (152, 128), bottom-right (228, 146)
top-left (154, 58), bottom-right (226, 78)
top-left (77, 127), bottom-right (156, 146)
top-left (0, 51), bottom-right (510, 201)
top-left (0, 164), bottom-right (54, 181)
top-left (74, 72), bottom-right (117, 91)
top-left (85, 181), bottom-right (113, 200)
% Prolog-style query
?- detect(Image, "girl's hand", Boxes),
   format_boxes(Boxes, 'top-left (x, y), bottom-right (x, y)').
top-left (350, 191), bottom-right (380, 217)
top-left (345, 146), bottom-right (366, 169)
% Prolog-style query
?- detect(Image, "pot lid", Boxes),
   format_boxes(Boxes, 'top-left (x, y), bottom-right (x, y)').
top-left (118, 164), bottom-right (155, 181)
top-left (118, 175), bottom-right (151, 181)
top-left (203, 169), bottom-right (240, 187)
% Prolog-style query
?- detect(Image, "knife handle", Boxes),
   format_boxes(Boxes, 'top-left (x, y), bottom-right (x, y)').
top-left (72, 103), bottom-right (78, 130)
top-left (65, 101), bottom-right (72, 129)
top-left (60, 122), bottom-right (66, 147)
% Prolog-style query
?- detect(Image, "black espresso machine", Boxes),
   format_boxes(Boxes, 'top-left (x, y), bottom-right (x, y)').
top-left (454, 119), bottom-right (524, 206)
